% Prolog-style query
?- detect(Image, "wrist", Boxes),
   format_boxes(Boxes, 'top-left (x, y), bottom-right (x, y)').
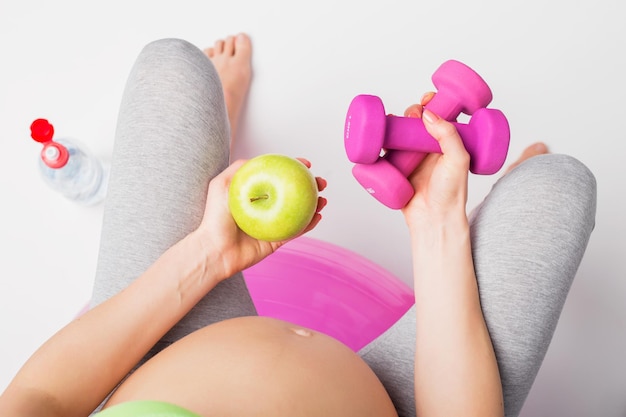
top-left (407, 210), bottom-right (469, 244)
top-left (409, 212), bottom-right (472, 269)
top-left (408, 212), bottom-right (476, 292)
top-left (183, 230), bottom-right (231, 287)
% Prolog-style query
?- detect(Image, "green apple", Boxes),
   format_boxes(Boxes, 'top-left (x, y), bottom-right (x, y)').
top-left (228, 154), bottom-right (319, 241)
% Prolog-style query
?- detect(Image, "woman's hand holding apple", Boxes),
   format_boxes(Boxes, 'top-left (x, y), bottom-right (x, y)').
top-left (195, 155), bottom-right (327, 280)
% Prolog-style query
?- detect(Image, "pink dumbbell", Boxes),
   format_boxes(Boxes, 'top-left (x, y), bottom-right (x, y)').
top-left (352, 151), bottom-right (424, 209)
top-left (380, 60), bottom-right (496, 181)
top-left (346, 60), bottom-right (505, 209)
top-left (418, 59), bottom-right (493, 120)
top-left (345, 94), bottom-right (510, 172)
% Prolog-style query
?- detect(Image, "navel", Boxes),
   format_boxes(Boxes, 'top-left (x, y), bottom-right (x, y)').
top-left (289, 327), bottom-right (313, 337)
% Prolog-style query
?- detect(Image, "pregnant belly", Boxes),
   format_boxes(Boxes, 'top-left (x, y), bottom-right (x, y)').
top-left (103, 316), bottom-right (398, 417)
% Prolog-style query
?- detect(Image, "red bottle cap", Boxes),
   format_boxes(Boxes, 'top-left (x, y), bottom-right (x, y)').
top-left (31, 119), bottom-right (55, 143)
top-left (31, 118), bottom-right (69, 168)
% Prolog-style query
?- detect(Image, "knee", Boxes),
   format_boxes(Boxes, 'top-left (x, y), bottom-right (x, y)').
top-left (140, 38), bottom-right (202, 60)
top-left (539, 153), bottom-right (596, 190)
top-left (487, 153), bottom-right (597, 240)
top-left (533, 154), bottom-right (595, 208)
top-left (131, 38), bottom-right (219, 89)
top-left (516, 153), bottom-right (597, 231)
top-left (512, 153), bottom-right (595, 203)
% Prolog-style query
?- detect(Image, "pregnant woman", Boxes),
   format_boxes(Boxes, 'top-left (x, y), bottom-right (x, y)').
top-left (0, 33), bottom-right (596, 417)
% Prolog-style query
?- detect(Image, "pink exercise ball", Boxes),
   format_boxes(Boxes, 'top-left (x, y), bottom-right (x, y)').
top-left (243, 236), bottom-right (414, 351)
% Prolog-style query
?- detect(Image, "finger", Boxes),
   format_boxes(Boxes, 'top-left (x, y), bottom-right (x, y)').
top-left (315, 176), bottom-right (327, 192)
top-left (225, 158), bottom-right (248, 175)
top-left (296, 157), bottom-right (311, 168)
top-left (275, 208), bottom-right (323, 247)
top-left (404, 103), bottom-right (423, 118)
top-left (420, 91), bottom-right (436, 106)
top-left (275, 197), bottom-right (325, 245)
top-left (299, 212), bottom-right (322, 236)
top-left (405, 152), bottom-right (439, 188)
top-left (204, 47), bottom-right (214, 58)
top-left (422, 109), bottom-right (469, 169)
top-left (403, 92), bottom-right (437, 118)
top-left (216, 159), bottom-right (248, 188)
top-left (316, 196), bottom-right (327, 213)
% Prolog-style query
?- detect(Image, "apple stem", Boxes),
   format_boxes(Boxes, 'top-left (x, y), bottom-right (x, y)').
top-left (249, 194), bottom-right (269, 202)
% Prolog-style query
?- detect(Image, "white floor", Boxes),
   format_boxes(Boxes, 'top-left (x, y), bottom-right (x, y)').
top-left (1, 0), bottom-right (625, 415)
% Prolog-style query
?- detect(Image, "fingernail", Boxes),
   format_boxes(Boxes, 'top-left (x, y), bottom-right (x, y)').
top-left (422, 108), bottom-right (439, 124)
top-left (408, 111), bottom-right (420, 118)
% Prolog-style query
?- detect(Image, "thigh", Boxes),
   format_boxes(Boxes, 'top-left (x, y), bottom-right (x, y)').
top-left (470, 153), bottom-right (596, 416)
top-left (359, 154), bottom-right (596, 417)
top-left (91, 38), bottom-right (256, 343)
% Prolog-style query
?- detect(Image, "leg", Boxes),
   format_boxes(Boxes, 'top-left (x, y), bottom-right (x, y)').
top-left (204, 35), bottom-right (252, 145)
top-left (91, 37), bottom-right (256, 349)
top-left (359, 151), bottom-right (597, 417)
top-left (469, 153), bottom-right (596, 416)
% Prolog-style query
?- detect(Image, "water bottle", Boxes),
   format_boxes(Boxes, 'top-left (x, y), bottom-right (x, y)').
top-left (30, 118), bottom-right (109, 206)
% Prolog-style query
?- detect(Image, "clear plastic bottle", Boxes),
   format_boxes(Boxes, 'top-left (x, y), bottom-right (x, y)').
top-left (30, 118), bottom-right (109, 206)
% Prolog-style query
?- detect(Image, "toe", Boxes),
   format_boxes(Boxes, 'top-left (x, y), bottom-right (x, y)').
top-left (223, 35), bottom-right (236, 56)
top-left (224, 36), bottom-right (235, 56)
top-left (234, 33), bottom-right (252, 58)
top-left (522, 142), bottom-right (549, 158)
top-left (504, 142), bottom-right (549, 175)
top-left (214, 39), bottom-right (225, 54)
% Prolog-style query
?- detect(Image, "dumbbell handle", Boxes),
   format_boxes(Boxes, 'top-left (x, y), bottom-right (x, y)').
top-left (385, 149), bottom-right (427, 177)
top-left (385, 115), bottom-right (442, 153)
top-left (422, 93), bottom-right (463, 121)
top-left (385, 114), bottom-right (489, 152)
top-left (384, 104), bottom-right (468, 177)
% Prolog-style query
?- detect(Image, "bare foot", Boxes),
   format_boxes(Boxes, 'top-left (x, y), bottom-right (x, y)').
top-left (504, 142), bottom-right (549, 175)
top-left (204, 33), bottom-right (252, 145)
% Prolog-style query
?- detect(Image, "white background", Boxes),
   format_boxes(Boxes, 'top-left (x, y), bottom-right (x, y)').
top-left (1, 0), bottom-right (624, 415)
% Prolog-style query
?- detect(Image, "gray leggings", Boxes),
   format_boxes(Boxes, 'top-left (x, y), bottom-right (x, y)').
top-left (91, 39), bottom-right (597, 417)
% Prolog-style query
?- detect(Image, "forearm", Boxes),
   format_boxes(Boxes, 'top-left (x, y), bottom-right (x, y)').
top-left (411, 215), bottom-right (503, 417)
top-left (0, 230), bottom-right (225, 417)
